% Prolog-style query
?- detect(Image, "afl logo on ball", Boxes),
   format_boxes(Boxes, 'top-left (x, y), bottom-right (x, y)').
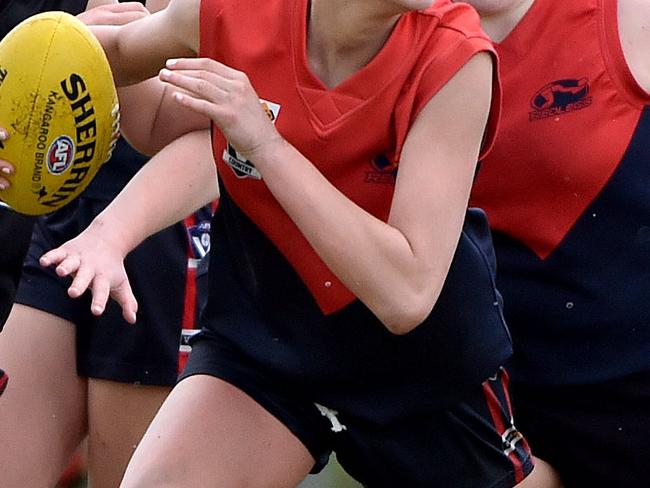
top-left (47, 135), bottom-right (75, 175)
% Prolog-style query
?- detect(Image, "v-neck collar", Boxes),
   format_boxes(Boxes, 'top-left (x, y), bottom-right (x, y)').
top-left (290, 0), bottom-right (420, 127)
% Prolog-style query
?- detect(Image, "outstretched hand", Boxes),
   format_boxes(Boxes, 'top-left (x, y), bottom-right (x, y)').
top-left (158, 58), bottom-right (284, 162)
top-left (39, 223), bottom-right (138, 324)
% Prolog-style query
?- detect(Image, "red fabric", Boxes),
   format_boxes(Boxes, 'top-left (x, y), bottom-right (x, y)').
top-left (471, 0), bottom-right (650, 259)
top-left (200, 0), bottom-right (499, 313)
top-left (0, 368), bottom-right (7, 396)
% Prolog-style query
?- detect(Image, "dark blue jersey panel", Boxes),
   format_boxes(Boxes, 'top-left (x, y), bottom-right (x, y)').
top-left (200, 184), bottom-right (513, 418)
top-left (500, 107), bottom-right (650, 385)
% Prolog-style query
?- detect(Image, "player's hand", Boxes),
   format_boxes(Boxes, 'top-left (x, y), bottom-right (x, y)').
top-left (39, 225), bottom-right (139, 324)
top-left (77, 2), bottom-right (150, 26)
top-left (159, 58), bottom-right (284, 162)
top-left (0, 128), bottom-right (13, 191)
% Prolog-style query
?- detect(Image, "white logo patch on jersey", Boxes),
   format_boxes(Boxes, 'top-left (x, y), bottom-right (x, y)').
top-left (222, 99), bottom-right (281, 180)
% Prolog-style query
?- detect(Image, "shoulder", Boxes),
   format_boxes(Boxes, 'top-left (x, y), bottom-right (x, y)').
top-left (418, 0), bottom-right (490, 43)
top-left (617, 0), bottom-right (650, 93)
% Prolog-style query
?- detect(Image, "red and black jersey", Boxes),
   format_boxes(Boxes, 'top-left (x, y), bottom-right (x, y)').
top-left (471, 0), bottom-right (650, 384)
top-left (201, 0), bottom-right (501, 313)
top-left (198, 0), bottom-right (513, 414)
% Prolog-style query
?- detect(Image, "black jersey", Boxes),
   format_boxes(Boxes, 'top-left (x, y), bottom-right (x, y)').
top-left (0, 0), bottom-right (87, 33)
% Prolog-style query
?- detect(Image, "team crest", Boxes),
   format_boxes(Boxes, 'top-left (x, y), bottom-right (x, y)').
top-left (222, 99), bottom-right (281, 179)
top-left (529, 78), bottom-right (592, 121)
top-left (366, 153), bottom-right (397, 184)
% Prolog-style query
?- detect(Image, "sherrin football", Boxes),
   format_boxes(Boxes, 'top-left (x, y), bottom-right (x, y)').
top-left (0, 11), bottom-right (119, 215)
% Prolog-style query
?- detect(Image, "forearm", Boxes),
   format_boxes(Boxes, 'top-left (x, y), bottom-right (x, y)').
top-left (89, 129), bottom-right (217, 256)
top-left (252, 141), bottom-right (453, 333)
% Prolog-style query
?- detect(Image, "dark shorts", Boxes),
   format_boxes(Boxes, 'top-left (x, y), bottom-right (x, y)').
top-left (0, 205), bottom-right (35, 330)
top-left (15, 197), bottom-right (188, 386)
top-left (510, 371), bottom-right (650, 488)
top-left (182, 333), bottom-right (533, 488)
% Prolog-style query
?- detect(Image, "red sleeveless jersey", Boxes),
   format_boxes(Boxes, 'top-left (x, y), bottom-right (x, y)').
top-left (471, 0), bottom-right (650, 259)
top-left (471, 0), bottom-right (650, 384)
top-left (200, 0), bottom-right (500, 313)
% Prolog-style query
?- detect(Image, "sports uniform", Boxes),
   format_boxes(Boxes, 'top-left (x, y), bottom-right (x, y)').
top-left (3, 0), bottom-right (210, 386)
top-left (179, 0), bottom-right (532, 486)
top-left (471, 0), bottom-right (650, 485)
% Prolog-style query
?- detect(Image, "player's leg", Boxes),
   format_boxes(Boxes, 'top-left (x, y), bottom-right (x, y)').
top-left (516, 457), bottom-right (564, 488)
top-left (80, 204), bottom-right (208, 487)
top-left (86, 379), bottom-right (171, 488)
top-left (121, 374), bottom-right (315, 487)
top-left (0, 305), bottom-right (88, 487)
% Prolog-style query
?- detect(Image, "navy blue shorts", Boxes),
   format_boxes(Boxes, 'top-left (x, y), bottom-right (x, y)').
top-left (182, 334), bottom-right (533, 488)
top-left (15, 197), bottom-right (189, 386)
top-left (0, 205), bottom-right (34, 330)
top-left (510, 371), bottom-right (650, 488)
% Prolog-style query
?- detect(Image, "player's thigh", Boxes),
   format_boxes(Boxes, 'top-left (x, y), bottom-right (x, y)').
top-left (86, 378), bottom-right (171, 488)
top-left (121, 374), bottom-right (315, 488)
top-left (0, 304), bottom-right (87, 487)
top-left (516, 457), bottom-right (564, 488)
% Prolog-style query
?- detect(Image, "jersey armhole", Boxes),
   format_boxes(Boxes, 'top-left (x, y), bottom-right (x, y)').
top-left (396, 36), bottom-right (501, 162)
top-left (199, 0), bottom-right (225, 59)
top-left (599, 0), bottom-right (650, 108)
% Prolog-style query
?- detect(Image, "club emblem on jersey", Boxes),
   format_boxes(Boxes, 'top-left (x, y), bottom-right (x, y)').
top-left (222, 99), bottom-right (281, 179)
top-left (529, 78), bottom-right (592, 121)
top-left (186, 220), bottom-right (211, 259)
top-left (365, 153), bottom-right (397, 184)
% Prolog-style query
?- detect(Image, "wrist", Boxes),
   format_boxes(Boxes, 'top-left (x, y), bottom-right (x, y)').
top-left (86, 214), bottom-right (135, 258)
top-left (242, 134), bottom-right (291, 171)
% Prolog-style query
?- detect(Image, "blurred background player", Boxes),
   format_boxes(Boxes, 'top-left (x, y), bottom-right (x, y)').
top-left (461, 0), bottom-right (650, 486)
top-left (0, 2), bottom-right (216, 487)
top-left (39, 0), bottom-right (564, 485)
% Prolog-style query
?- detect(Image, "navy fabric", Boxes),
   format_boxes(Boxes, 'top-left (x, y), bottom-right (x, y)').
top-left (511, 370), bottom-right (650, 487)
top-left (15, 198), bottom-right (189, 386)
top-left (499, 108), bottom-right (650, 385)
top-left (194, 184), bottom-right (512, 418)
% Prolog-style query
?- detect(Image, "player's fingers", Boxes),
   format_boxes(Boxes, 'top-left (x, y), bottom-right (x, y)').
top-left (104, 1), bottom-right (149, 13)
top-left (159, 69), bottom-right (228, 102)
top-left (89, 275), bottom-right (111, 316)
top-left (113, 282), bottom-right (138, 324)
top-left (55, 254), bottom-right (82, 277)
top-left (0, 159), bottom-right (13, 189)
top-left (0, 127), bottom-right (9, 141)
top-left (166, 58), bottom-right (240, 79)
top-left (66, 264), bottom-right (95, 298)
top-left (169, 91), bottom-right (226, 120)
top-left (106, 10), bottom-right (149, 25)
top-left (78, 2), bottom-right (148, 25)
top-left (0, 160), bottom-right (14, 174)
top-left (40, 248), bottom-right (69, 268)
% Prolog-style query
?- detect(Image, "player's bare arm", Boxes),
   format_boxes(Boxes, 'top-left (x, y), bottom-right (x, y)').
top-left (40, 129), bottom-right (216, 323)
top-left (618, 0), bottom-right (650, 93)
top-left (160, 52), bottom-right (493, 334)
top-left (93, 0), bottom-right (199, 86)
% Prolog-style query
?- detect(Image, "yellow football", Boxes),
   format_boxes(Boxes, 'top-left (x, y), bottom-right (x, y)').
top-left (0, 11), bottom-right (119, 215)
